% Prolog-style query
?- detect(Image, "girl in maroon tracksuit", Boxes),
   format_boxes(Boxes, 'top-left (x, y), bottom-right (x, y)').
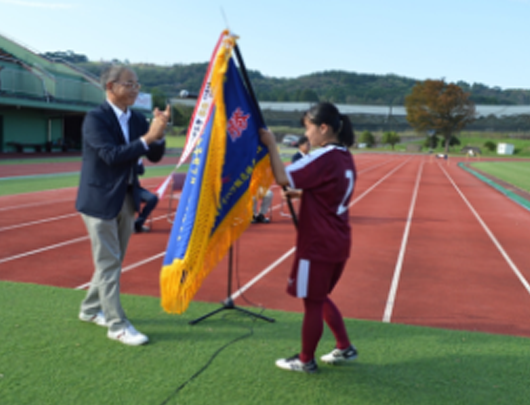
top-left (260, 102), bottom-right (358, 373)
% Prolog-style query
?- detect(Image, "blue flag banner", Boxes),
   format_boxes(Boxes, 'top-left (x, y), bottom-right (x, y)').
top-left (160, 32), bottom-right (273, 314)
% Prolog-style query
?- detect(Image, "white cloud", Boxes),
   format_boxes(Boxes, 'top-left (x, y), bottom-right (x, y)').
top-left (0, 0), bottom-right (74, 8)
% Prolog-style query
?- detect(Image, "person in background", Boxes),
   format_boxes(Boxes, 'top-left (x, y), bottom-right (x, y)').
top-left (259, 102), bottom-right (358, 373)
top-left (134, 159), bottom-right (159, 233)
top-left (291, 135), bottom-right (310, 163)
top-left (76, 65), bottom-right (168, 346)
top-left (252, 188), bottom-right (273, 224)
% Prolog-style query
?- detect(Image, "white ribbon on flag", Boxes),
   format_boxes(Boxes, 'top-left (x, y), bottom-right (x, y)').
top-left (155, 173), bottom-right (173, 199)
top-left (177, 31), bottom-right (235, 168)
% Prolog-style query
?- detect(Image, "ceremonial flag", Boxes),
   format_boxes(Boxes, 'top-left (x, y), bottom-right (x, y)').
top-left (160, 31), bottom-right (273, 314)
top-left (154, 173), bottom-right (173, 200)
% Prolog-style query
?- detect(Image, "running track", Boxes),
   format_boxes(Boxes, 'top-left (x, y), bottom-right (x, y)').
top-left (2, 154), bottom-right (530, 338)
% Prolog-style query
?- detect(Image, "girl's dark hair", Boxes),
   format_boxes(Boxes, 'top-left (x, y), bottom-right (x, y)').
top-left (302, 102), bottom-right (355, 147)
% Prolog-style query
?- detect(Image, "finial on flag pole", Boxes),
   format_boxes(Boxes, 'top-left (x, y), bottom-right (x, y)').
top-left (220, 6), bottom-right (230, 30)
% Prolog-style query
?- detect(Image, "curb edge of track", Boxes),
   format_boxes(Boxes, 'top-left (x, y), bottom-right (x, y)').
top-left (458, 162), bottom-right (530, 212)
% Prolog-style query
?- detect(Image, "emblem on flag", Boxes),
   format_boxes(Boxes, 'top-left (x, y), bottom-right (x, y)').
top-left (227, 107), bottom-right (250, 142)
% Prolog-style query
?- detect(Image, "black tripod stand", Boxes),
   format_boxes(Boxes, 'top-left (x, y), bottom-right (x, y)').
top-left (189, 245), bottom-right (275, 325)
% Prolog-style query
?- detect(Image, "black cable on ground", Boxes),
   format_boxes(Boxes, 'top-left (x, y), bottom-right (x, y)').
top-left (158, 240), bottom-right (270, 405)
top-left (158, 315), bottom-right (258, 405)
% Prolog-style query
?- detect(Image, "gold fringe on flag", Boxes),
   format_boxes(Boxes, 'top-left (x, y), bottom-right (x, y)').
top-left (160, 33), bottom-right (234, 314)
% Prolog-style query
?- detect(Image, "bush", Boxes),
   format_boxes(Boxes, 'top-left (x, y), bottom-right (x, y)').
top-left (448, 136), bottom-right (461, 147)
top-left (483, 141), bottom-right (497, 152)
top-left (439, 136), bottom-right (461, 148)
top-left (381, 131), bottom-right (401, 150)
top-left (358, 130), bottom-right (375, 147)
top-left (424, 135), bottom-right (439, 149)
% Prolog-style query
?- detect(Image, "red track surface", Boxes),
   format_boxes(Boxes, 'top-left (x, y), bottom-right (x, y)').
top-left (2, 154), bottom-right (530, 338)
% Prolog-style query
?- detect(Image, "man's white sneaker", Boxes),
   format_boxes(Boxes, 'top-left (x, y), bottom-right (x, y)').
top-left (79, 310), bottom-right (107, 327)
top-left (107, 323), bottom-right (149, 346)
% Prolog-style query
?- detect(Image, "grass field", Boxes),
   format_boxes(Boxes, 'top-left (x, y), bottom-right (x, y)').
top-left (1, 281), bottom-right (529, 405)
top-left (469, 161), bottom-right (530, 193)
top-left (360, 131), bottom-right (530, 157)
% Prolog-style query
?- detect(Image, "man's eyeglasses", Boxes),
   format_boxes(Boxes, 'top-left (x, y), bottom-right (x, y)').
top-left (115, 81), bottom-right (141, 90)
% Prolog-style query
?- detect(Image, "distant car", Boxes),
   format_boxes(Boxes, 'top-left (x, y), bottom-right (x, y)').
top-left (282, 134), bottom-right (301, 147)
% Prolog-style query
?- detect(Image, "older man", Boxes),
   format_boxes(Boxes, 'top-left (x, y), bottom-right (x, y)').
top-left (76, 65), bottom-right (168, 346)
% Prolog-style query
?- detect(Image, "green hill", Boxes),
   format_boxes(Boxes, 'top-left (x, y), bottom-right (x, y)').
top-left (42, 51), bottom-right (530, 106)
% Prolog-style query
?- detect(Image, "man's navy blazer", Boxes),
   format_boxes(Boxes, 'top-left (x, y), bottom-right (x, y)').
top-left (76, 101), bottom-right (165, 220)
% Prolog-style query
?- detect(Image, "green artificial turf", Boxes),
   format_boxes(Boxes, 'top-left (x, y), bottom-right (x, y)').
top-left (1, 281), bottom-right (529, 405)
top-left (470, 161), bottom-right (530, 193)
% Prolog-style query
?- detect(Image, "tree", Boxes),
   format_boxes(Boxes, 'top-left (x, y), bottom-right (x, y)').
top-left (424, 132), bottom-right (439, 149)
top-left (148, 87), bottom-right (168, 110)
top-left (358, 130), bottom-right (375, 147)
top-left (381, 131), bottom-right (401, 150)
top-left (405, 80), bottom-right (476, 154)
top-left (171, 104), bottom-right (193, 127)
top-left (483, 141), bottom-right (496, 152)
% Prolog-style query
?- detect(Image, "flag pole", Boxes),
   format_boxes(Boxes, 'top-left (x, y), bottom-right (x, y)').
top-left (233, 43), bottom-right (299, 229)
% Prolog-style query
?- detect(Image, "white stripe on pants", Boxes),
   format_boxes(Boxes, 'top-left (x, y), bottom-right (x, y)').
top-left (297, 259), bottom-right (310, 298)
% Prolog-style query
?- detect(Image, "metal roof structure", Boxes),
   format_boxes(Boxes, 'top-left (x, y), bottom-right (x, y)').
top-left (172, 99), bottom-right (530, 118)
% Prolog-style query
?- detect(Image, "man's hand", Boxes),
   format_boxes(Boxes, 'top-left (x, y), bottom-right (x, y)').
top-left (143, 105), bottom-right (170, 144)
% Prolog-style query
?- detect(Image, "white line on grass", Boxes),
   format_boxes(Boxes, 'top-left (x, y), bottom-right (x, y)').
top-left (382, 161), bottom-right (424, 323)
top-left (439, 163), bottom-right (530, 296)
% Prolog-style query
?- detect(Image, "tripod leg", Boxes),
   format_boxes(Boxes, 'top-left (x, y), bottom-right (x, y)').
top-left (188, 306), bottom-right (227, 325)
top-left (233, 306), bottom-right (275, 322)
top-left (189, 245), bottom-right (275, 324)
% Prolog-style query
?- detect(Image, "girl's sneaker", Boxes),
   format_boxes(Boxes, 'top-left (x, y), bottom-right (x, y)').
top-left (275, 354), bottom-right (317, 373)
top-left (320, 345), bottom-right (358, 364)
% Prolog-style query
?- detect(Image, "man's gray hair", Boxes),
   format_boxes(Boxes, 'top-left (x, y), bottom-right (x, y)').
top-left (100, 65), bottom-right (133, 87)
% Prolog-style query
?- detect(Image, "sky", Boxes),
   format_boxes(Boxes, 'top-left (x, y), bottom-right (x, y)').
top-left (1, 0), bottom-right (529, 90)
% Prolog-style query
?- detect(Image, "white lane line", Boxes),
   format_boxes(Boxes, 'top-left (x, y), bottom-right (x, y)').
top-left (4, 157), bottom-right (403, 290)
top-left (382, 161), bottom-right (424, 323)
top-left (75, 252), bottom-right (166, 290)
top-left (230, 158), bottom-right (411, 299)
top-left (119, 157), bottom-right (401, 299)
top-left (3, 193), bottom-right (175, 229)
top-left (357, 157), bottom-right (397, 175)
top-left (0, 197), bottom-right (75, 212)
top-left (1, 158), bottom-right (391, 229)
top-left (349, 158), bottom-right (411, 207)
top-left (0, 236), bottom-right (89, 265)
top-left (0, 213), bottom-right (80, 232)
top-left (230, 247), bottom-right (296, 300)
top-left (0, 213), bottom-right (169, 264)
top-left (439, 163), bottom-right (530, 296)
top-left (0, 178), bottom-right (169, 212)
